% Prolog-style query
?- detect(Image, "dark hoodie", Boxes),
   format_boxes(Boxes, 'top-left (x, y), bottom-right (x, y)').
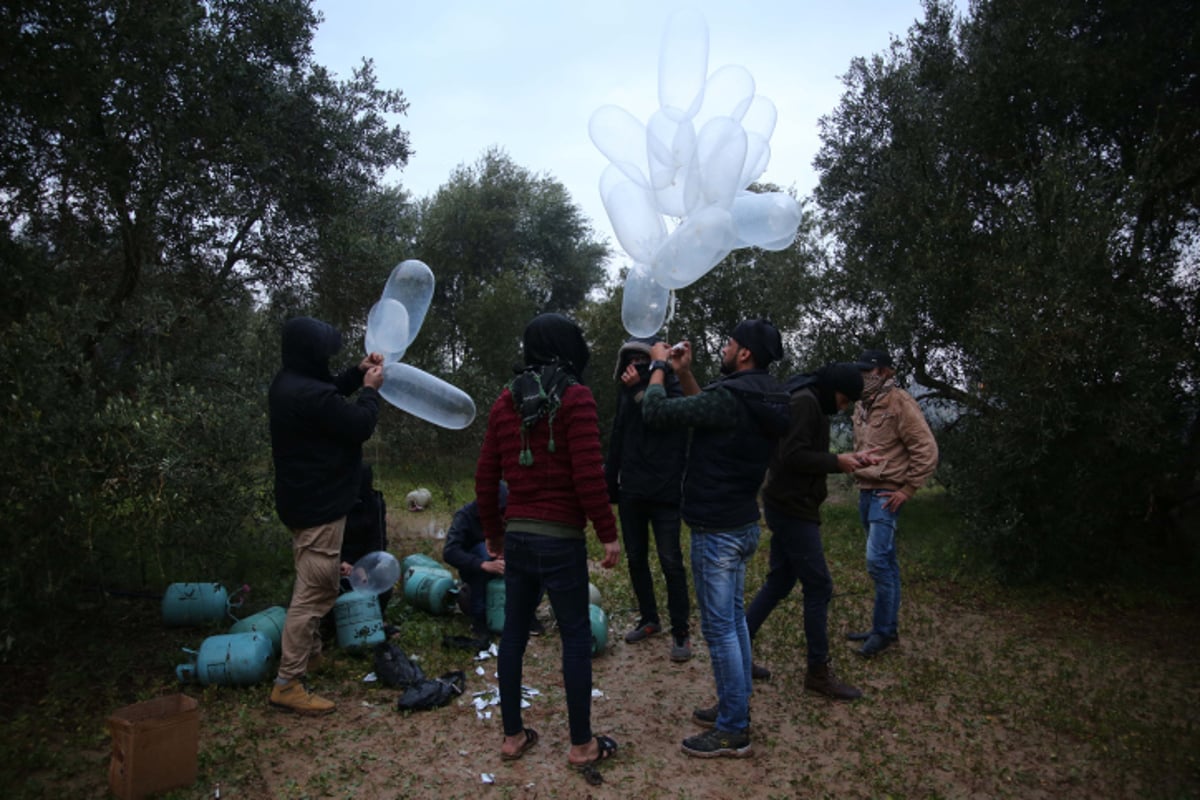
top-left (605, 336), bottom-right (688, 504)
top-left (269, 317), bottom-right (381, 529)
top-left (763, 363), bottom-right (863, 521)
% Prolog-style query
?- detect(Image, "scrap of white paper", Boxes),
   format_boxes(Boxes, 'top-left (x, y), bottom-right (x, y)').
top-left (481, 773), bottom-right (494, 784)
top-left (363, 672), bottom-right (378, 682)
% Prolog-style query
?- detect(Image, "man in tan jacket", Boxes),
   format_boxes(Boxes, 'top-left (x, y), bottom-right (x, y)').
top-left (849, 349), bottom-right (939, 657)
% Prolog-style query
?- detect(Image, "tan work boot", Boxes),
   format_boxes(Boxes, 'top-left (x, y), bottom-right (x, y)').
top-left (269, 679), bottom-right (336, 715)
top-left (805, 661), bottom-right (862, 700)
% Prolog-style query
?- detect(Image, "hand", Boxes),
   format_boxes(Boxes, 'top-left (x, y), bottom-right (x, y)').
top-left (835, 453), bottom-right (860, 474)
top-left (879, 490), bottom-right (908, 512)
top-left (360, 352), bottom-right (384, 371)
top-left (599, 539), bottom-right (620, 569)
top-left (620, 363), bottom-right (642, 387)
top-left (854, 448), bottom-right (881, 467)
top-left (665, 340), bottom-right (692, 374)
top-left (486, 537), bottom-right (504, 560)
top-left (363, 364), bottom-right (383, 390)
top-left (339, 561), bottom-right (352, 577)
top-left (482, 558), bottom-right (505, 576)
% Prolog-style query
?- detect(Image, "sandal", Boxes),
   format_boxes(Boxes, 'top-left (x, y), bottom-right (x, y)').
top-left (571, 734), bottom-right (618, 786)
top-left (500, 727), bottom-right (539, 761)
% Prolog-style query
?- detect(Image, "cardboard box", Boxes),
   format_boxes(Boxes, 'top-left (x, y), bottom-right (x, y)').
top-left (107, 694), bottom-right (199, 800)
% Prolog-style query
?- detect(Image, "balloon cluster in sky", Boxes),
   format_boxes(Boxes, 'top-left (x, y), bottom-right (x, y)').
top-left (590, 10), bottom-right (803, 337)
top-left (364, 259), bottom-right (476, 429)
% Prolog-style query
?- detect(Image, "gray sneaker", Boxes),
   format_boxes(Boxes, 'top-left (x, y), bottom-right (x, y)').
top-left (670, 635), bottom-right (692, 662)
top-left (681, 727), bottom-right (753, 758)
top-left (624, 620), bottom-right (662, 643)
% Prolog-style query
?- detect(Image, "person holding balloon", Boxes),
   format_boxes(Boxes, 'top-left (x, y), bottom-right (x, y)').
top-left (640, 320), bottom-right (790, 759)
top-left (605, 335), bottom-right (692, 662)
top-left (267, 317), bottom-right (383, 716)
top-left (475, 313), bottom-right (621, 783)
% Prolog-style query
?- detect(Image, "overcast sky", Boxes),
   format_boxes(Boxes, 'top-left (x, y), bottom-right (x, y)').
top-left (310, 1), bottom-right (947, 272)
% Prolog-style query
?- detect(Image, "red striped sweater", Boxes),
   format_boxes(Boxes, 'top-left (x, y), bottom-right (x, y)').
top-left (475, 383), bottom-right (618, 545)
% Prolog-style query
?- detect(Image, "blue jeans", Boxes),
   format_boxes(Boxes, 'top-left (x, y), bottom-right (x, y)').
top-left (498, 530), bottom-right (593, 745)
top-left (859, 490), bottom-right (900, 639)
top-left (619, 498), bottom-right (689, 637)
top-left (691, 523), bottom-right (760, 733)
top-left (746, 506), bottom-right (832, 667)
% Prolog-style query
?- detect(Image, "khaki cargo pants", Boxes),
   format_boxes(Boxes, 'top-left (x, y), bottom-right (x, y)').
top-left (277, 517), bottom-right (345, 681)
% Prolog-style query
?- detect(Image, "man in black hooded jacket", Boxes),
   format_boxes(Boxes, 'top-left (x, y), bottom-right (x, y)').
top-left (605, 335), bottom-right (691, 661)
top-left (746, 363), bottom-right (877, 701)
top-left (268, 316), bottom-right (383, 715)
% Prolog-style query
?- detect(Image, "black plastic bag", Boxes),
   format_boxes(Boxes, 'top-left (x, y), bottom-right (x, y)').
top-left (397, 671), bottom-right (466, 711)
top-left (373, 641), bottom-right (425, 688)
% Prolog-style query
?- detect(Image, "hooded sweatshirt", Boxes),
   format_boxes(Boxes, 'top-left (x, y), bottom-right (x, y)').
top-left (268, 317), bottom-right (381, 529)
top-left (605, 337), bottom-right (688, 504)
top-left (475, 314), bottom-right (618, 545)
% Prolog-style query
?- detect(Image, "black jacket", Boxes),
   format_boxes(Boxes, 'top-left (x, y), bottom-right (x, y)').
top-left (761, 387), bottom-right (838, 522)
top-left (682, 370), bottom-right (790, 530)
top-left (442, 500), bottom-right (487, 574)
top-left (269, 317), bottom-right (381, 529)
top-left (605, 370), bottom-right (688, 505)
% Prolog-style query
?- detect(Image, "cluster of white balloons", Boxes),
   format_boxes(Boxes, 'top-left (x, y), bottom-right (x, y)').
top-left (590, 10), bottom-right (803, 337)
top-left (364, 259), bottom-right (477, 430)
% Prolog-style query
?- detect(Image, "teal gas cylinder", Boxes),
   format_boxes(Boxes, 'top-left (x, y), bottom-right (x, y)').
top-left (333, 590), bottom-right (386, 650)
top-left (401, 553), bottom-right (445, 577)
top-left (176, 631), bottom-right (273, 686)
top-left (485, 578), bottom-right (505, 633)
top-left (589, 603), bottom-right (609, 657)
top-left (229, 606), bottom-right (286, 657)
top-left (403, 566), bottom-right (459, 615)
top-left (162, 582), bottom-right (244, 627)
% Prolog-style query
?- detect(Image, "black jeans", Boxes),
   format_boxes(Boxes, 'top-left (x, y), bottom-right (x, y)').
top-left (619, 497), bottom-right (690, 638)
top-left (745, 505), bottom-right (833, 667)
top-left (498, 529), bottom-right (593, 745)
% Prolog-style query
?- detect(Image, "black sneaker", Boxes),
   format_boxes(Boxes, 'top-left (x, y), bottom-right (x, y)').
top-left (692, 704), bottom-right (717, 728)
top-left (681, 728), bottom-right (752, 758)
top-left (528, 617), bottom-right (546, 636)
top-left (751, 662), bottom-right (771, 681)
top-left (624, 620), bottom-right (662, 643)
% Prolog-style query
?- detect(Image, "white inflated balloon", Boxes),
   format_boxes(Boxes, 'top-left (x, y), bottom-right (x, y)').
top-left (621, 263), bottom-right (671, 337)
top-left (365, 298), bottom-right (410, 358)
top-left (600, 165), bottom-right (667, 263)
top-left (692, 64), bottom-right (756, 132)
top-left (731, 191), bottom-right (802, 249)
top-left (589, 105), bottom-right (651, 188)
top-left (657, 10), bottom-right (709, 121)
top-left (740, 95), bottom-right (778, 140)
top-left (654, 150), bottom-right (703, 218)
top-left (349, 551), bottom-right (401, 596)
top-left (380, 362), bottom-right (477, 430)
top-left (650, 204), bottom-right (737, 289)
top-left (646, 110), bottom-right (697, 191)
top-left (738, 133), bottom-right (772, 190)
top-left (695, 117), bottom-right (748, 209)
top-left (380, 260), bottom-right (435, 349)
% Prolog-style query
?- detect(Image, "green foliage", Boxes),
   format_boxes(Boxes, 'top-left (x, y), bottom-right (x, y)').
top-left (393, 147), bottom-right (609, 454)
top-left (0, 0), bottom-right (413, 641)
top-left (813, 0), bottom-right (1200, 580)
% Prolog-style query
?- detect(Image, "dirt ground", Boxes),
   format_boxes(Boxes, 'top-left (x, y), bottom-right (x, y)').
top-left (201, 504), bottom-right (1199, 800)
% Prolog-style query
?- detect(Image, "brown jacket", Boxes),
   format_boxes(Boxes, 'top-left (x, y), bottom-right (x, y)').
top-left (852, 384), bottom-right (938, 497)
